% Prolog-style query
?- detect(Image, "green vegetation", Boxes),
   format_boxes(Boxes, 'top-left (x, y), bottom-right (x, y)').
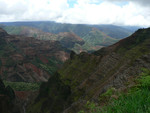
top-left (40, 64), bottom-right (56, 75)
top-left (78, 68), bottom-right (150, 113)
top-left (116, 29), bottom-right (150, 67)
top-left (137, 68), bottom-right (150, 88)
top-left (102, 89), bottom-right (150, 113)
top-left (3, 26), bottom-right (22, 35)
top-left (32, 57), bottom-right (62, 75)
top-left (26, 27), bottom-right (149, 113)
top-left (93, 25), bottom-right (133, 39)
top-left (82, 29), bottom-right (118, 46)
top-left (118, 39), bottom-right (150, 64)
top-left (99, 87), bottom-right (116, 101)
top-left (4, 81), bottom-right (41, 91)
top-left (59, 53), bottom-right (99, 85)
top-left (58, 53), bottom-right (101, 101)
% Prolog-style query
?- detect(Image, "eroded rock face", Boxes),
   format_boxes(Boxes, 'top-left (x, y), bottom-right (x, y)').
top-left (0, 28), bottom-right (70, 82)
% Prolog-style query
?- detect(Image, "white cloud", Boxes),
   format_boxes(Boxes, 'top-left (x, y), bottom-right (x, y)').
top-left (105, 0), bottom-right (150, 6)
top-left (0, 0), bottom-right (149, 27)
top-left (57, 1), bottom-right (150, 27)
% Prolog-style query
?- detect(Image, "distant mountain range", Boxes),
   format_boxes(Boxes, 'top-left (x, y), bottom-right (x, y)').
top-left (0, 21), bottom-right (139, 53)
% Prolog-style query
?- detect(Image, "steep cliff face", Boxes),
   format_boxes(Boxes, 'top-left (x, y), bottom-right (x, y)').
top-left (0, 28), bottom-right (70, 82)
top-left (28, 28), bottom-right (150, 113)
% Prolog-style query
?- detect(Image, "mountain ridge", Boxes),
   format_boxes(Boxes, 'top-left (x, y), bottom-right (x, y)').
top-left (28, 27), bottom-right (150, 113)
top-left (1, 25), bottom-right (119, 53)
top-left (0, 22), bottom-right (139, 53)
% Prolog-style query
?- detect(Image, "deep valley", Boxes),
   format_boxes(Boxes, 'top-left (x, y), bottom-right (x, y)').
top-left (0, 22), bottom-right (149, 113)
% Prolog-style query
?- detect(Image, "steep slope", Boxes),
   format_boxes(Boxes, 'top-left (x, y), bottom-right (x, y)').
top-left (28, 28), bottom-right (150, 113)
top-left (0, 28), bottom-right (70, 82)
top-left (92, 24), bottom-right (137, 39)
top-left (82, 28), bottom-right (118, 46)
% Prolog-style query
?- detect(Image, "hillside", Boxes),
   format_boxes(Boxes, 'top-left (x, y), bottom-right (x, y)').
top-left (92, 24), bottom-right (137, 39)
top-left (0, 22), bottom-right (94, 37)
top-left (28, 28), bottom-right (150, 113)
top-left (3, 26), bottom-right (85, 49)
top-left (82, 28), bottom-right (118, 46)
top-left (0, 28), bottom-right (70, 82)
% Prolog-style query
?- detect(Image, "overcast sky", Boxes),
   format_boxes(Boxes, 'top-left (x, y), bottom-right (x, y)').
top-left (0, 0), bottom-right (150, 27)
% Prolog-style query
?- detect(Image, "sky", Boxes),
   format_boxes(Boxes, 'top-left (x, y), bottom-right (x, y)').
top-left (0, 0), bottom-right (150, 27)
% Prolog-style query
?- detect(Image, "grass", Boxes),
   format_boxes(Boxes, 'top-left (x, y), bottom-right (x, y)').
top-left (82, 29), bottom-right (118, 46)
top-left (99, 88), bottom-right (116, 101)
top-left (4, 81), bottom-right (41, 91)
top-left (32, 57), bottom-right (62, 75)
top-left (78, 68), bottom-right (150, 113)
top-left (100, 88), bottom-right (150, 113)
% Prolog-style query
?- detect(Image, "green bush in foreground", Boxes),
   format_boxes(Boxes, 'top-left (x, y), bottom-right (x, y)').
top-left (4, 81), bottom-right (41, 91)
top-left (101, 88), bottom-right (150, 113)
top-left (78, 68), bottom-right (150, 113)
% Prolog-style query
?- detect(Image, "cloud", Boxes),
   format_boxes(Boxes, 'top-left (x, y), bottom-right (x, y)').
top-left (0, 0), bottom-right (69, 21)
top-left (105, 0), bottom-right (150, 6)
top-left (57, 1), bottom-right (150, 27)
top-left (0, 0), bottom-right (149, 27)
